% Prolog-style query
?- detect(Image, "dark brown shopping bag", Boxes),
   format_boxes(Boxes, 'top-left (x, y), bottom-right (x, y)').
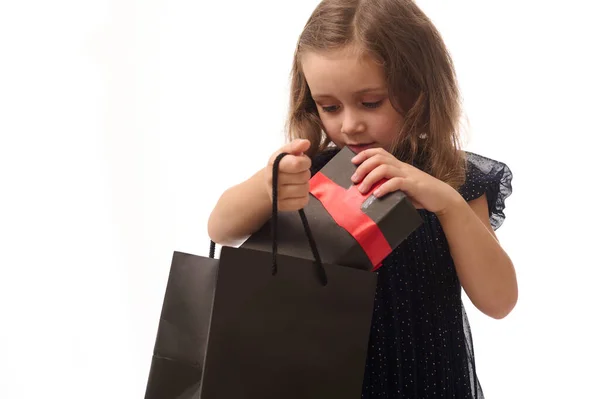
top-left (144, 153), bottom-right (378, 399)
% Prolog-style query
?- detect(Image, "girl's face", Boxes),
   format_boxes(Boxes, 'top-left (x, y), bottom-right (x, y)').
top-left (301, 47), bottom-right (405, 154)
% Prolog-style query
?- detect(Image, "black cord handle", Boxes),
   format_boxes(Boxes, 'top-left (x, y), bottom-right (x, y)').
top-left (271, 152), bottom-right (327, 286)
top-left (209, 152), bottom-right (328, 286)
top-left (209, 240), bottom-right (216, 259)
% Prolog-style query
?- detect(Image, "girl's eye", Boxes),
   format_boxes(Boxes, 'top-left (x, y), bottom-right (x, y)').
top-left (321, 105), bottom-right (339, 113)
top-left (363, 100), bottom-right (383, 109)
top-left (320, 100), bottom-right (382, 113)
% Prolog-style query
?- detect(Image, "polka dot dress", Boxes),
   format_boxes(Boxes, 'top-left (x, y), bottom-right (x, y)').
top-left (310, 148), bottom-right (513, 399)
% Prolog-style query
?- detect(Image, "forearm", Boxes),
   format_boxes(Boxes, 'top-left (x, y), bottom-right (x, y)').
top-left (437, 195), bottom-right (518, 319)
top-left (207, 169), bottom-right (272, 246)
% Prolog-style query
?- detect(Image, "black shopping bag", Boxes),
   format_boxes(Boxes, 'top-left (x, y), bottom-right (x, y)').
top-left (144, 153), bottom-right (378, 399)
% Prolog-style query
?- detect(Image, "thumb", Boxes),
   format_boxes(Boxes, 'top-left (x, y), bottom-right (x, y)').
top-left (282, 138), bottom-right (311, 155)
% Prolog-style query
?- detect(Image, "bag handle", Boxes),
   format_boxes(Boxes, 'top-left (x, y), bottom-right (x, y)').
top-left (209, 152), bottom-right (328, 286)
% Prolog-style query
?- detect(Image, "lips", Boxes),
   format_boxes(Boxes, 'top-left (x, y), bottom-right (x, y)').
top-left (347, 143), bottom-right (375, 154)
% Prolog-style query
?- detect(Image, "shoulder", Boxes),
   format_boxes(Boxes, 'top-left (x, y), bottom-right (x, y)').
top-left (458, 151), bottom-right (513, 230)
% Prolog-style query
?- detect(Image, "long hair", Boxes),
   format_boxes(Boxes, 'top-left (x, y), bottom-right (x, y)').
top-left (286, 0), bottom-right (466, 189)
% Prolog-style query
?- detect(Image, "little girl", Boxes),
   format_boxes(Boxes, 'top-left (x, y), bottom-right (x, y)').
top-left (208, 0), bottom-right (517, 397)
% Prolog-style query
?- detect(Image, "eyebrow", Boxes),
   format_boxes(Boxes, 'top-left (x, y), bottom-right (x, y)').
top-left (312, 87), bottom-right (387, 99)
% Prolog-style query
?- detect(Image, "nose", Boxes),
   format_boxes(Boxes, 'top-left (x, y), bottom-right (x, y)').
top-left (340, 109), bottom-right (365, 136)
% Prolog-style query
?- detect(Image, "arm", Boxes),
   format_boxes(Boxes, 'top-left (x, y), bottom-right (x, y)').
top-left (207, 139), bottom-right (312, 247)
top-left (347, 147), bottom-right (517, 319)
top-left (207, 168), bottom-right (272, 247)
top-left (437, 193), bottom-right (518, 319)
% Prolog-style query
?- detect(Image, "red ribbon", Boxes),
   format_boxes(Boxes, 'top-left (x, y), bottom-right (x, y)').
top-left (309, 172), bottom-right (392, 271)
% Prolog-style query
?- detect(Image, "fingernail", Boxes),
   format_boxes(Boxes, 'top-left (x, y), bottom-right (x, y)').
top-left (351, 173), bottom-right (358, 182)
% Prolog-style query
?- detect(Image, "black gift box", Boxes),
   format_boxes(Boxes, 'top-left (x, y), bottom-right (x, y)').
top-left (242, 146), bottom-right (423, 271)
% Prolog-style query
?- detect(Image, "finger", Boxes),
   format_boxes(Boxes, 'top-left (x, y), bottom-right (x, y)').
top-left (278, 195), bottom-right (310, 211)
top-left (358, 163), bottom-right (400, 194)
top-left (372, 176), bottom-right (412, 198)
top-left (351, 154), bottom-right (389, 184)
top-left (281, 138), bottom-right (311, 155)
top-left (279, 154), bottom-right (311, 173)
top-left (279, 170), bottom-right (311, 185)
top-left (278, 182), bottom-right (310, 199)
top-left (412, 201), bottom-right (424, 209)
top-left (351, 147), bottom-right (392, 165)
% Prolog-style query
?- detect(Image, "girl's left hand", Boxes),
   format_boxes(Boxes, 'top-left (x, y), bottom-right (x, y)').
top-left (351, 148), bottom-right (462, 215)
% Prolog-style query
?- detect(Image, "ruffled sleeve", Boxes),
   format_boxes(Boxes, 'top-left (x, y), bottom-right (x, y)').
top-left (459, 152), bottom-right (513, 230)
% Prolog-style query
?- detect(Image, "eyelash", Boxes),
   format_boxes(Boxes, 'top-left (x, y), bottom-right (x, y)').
top-left (320, 101), bottom-right (383, 113)
top-left (363, 101), bottom-right (383, 109)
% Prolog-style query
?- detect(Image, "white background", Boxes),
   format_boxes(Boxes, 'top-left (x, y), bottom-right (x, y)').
top-left (1, 0), bottom-right (599, 398)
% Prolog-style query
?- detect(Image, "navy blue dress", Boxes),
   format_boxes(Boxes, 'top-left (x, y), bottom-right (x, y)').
top-left (310, 148), bottom-right (513, 399)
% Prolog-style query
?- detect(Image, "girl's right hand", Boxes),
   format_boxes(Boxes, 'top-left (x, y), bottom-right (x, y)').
top-left (264, 139), bottom-right (312, 211)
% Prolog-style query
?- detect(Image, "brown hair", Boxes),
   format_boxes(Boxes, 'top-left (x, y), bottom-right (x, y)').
top-left (285, 0), bottom-right (466, 189)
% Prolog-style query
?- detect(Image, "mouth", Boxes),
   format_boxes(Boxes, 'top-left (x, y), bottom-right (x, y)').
top-left (347, 143), bottom-right (375, 154)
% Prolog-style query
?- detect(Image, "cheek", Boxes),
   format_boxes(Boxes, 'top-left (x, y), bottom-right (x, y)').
top-left (371, 115), bottom-right (402, 144)
top-left (320, 118), bottom-right (342, 140)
